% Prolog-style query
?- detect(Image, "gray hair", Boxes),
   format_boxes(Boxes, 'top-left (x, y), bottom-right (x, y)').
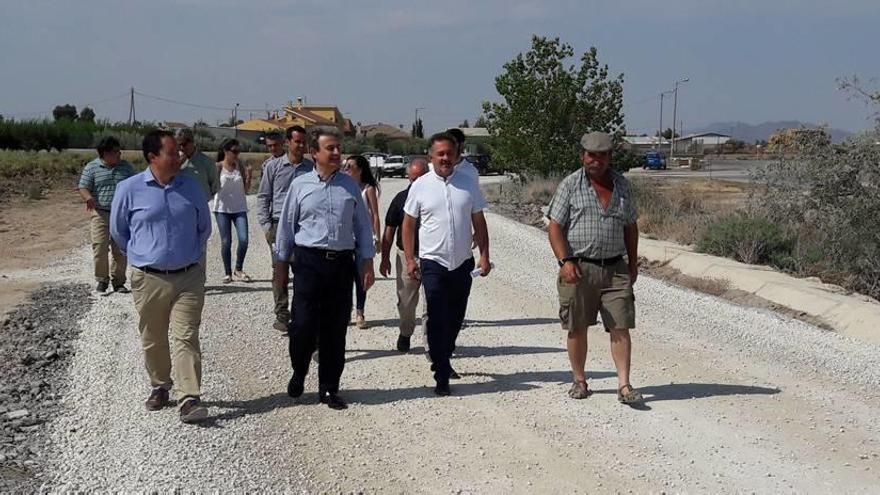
top-left (308, 126), bottom-right (341, 151)
top-left (174, 128), bottom-right (194, 143)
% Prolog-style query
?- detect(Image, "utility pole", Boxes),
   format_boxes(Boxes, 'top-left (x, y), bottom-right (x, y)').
top-left (233, 103), bottom-right (240, 138)
top-left (670, 77), bottom-right (689, 160)
top-left (127, 87), bottom-right (136, 126)
top-left (658, 89), bottom-right (673, 150)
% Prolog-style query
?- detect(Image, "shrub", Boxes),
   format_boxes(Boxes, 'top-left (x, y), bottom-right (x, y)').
top-left (698, 214), bottom-right (793, 265)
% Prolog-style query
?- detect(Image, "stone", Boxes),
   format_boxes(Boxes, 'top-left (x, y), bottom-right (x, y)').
top-left (5, 409), bottom-right (29, 420)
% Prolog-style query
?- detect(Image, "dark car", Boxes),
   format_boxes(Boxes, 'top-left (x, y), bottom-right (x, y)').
top-left (464, 154), bottom-right (493, 175)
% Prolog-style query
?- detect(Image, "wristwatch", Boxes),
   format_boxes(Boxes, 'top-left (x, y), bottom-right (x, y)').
top-left (557, 256), bottom-right (577, 267)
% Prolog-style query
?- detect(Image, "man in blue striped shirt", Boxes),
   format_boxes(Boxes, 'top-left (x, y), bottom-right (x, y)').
top-left (110, 129), bottom-right (212, 424)
top-left (275, 126), bottom-right (375, 410)
top-left (77, 136), bottom-right (135, 293)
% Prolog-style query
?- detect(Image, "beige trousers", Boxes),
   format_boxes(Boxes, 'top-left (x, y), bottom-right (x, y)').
top-left (90, 209), bottom-right (127, 285)
top-left (396, 251), bottom-right (422, 337)
top-left (131, 266), bottom-right (206, 398)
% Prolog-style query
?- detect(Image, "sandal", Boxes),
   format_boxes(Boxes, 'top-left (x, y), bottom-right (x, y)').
top-left (221, 275), bottom-right (233, 284)
top-left (568, 380), bottom-right (591, 399)
top-left (617, 384), bottom-right (644, 404)
top-left (233, 270), bottom-right (252, 282)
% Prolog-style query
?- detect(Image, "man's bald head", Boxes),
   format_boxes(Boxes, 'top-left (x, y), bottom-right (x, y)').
top-left (407, 158), bottom-right (429, 182)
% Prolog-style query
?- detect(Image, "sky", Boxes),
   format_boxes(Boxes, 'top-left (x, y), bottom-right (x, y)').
top-left (1, 0), bottom-right (878, 135)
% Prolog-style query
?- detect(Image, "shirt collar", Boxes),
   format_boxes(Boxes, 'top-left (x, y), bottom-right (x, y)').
top-left (143, 167), bottom-right (179, 188)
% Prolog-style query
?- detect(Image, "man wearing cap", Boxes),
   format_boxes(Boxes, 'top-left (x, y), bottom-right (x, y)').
top-left (546, 131), bottom-right (643, 404)
top-left (175, 128), bottom-right (219, 201)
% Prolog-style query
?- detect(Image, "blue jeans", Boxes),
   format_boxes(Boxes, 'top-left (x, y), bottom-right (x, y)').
top-left (214, 212), bottom-right (249, 276)
top-left (421, 257), bottom-right (474, 383)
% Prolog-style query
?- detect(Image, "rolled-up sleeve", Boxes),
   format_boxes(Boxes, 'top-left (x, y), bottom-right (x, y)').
top-left (109, 182), bottom-right (130, 255)
top-left (274, 183), bottom-right (299, 262)
top-left (546, 178), bottom-right (571, 227)
top-left (353, 189), bottom-right (376, 260)
top-left (257, 161), bottom-right (273, 231)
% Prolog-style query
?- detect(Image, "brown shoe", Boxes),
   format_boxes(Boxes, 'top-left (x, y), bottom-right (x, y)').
top-left (145, 387), bottom-right (169, 411)
top-left (179, 396), bottom-right (208, 423)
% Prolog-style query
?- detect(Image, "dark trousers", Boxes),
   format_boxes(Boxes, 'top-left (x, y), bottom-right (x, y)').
top-left (266, 221), bottom-right (293, 324)
top-left (289, 246), bottom-right (354, 394)
top-left (421, 257), bottom-right (474, 384)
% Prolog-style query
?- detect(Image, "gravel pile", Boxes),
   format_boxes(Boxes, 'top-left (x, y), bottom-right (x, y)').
top-left (0, 283), bottom-right (91, 493)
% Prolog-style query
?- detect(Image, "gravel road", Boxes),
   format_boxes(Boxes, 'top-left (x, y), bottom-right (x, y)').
top-left (27, 177), bottom-right (880, 493)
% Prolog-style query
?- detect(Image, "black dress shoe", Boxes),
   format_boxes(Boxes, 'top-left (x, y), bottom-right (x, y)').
top-left (96, 282), bottom-right (109, 293)
top-left (449, 367), bottom-right (461, 380)
top-left (287, 374), bottom-right (304, 398)
top-left (319, 391), bottom-right (348, 410)
top-left (434, 381), bottom-right (451, 396)
top-left (396, 335), bottom-right (411, 353)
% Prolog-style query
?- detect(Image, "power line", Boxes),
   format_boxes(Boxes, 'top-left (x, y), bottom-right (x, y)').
top-left (132, 90), bottom-right (269, 113)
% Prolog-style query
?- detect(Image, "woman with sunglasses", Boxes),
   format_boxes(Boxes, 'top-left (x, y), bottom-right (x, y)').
top-left (343, 155), bottom-right (381, 328)
top-left (212, 139), bottom-right (253, 283)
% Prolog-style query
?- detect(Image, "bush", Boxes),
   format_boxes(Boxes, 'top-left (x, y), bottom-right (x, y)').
top-left (698, 214), bottom-right (793, 266)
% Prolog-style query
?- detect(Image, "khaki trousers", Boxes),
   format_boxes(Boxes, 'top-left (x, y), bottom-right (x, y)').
top-left (396, 251), bottom-right (422, 337)
top-left (131, 266), bottom-right (206, 398)
top-left (266, 222), bottom-right (293, 324)
top-left (90, 209), bottom-right (127, 285)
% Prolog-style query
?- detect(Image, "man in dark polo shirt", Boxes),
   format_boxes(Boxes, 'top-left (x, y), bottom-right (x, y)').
top-left (379, 157), bottom-right (429, 352)
top-left (547, 131), bottom-right (643, 405)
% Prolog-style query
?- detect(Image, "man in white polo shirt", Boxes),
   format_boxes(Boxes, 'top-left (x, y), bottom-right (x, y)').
top-left (402, 132), bottom-right (492, 396)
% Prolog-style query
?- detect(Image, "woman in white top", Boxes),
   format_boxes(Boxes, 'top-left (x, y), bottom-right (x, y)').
top-left (212, 139), bottom-right (253, 283)
top-left (343, 155), bottom-right (380, 329)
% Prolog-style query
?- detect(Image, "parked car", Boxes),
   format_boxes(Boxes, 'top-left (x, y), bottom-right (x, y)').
top-left (643, 151), bottom-right (667, 170)
top-left (464, 154), bottom-right (493, 175)
top-left (380, 155), bottom-right (407, 177)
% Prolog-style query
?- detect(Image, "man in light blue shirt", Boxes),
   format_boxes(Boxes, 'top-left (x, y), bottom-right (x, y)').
top-left (275, 126), bottom-right (375, 410)
top-left (110, 129), bottom-right (211, 424)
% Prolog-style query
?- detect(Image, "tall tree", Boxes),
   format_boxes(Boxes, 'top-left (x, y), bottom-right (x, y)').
top-left (78, 107), bottom-right (96, 122)
top-left (52, 104), bottom-right (78, 121)
top-left (459, 119), bottom-right (470, 128)
top-left (411, 118), bottom-right (424, 138)
top-left (482, 35), bottom-right (625, 176)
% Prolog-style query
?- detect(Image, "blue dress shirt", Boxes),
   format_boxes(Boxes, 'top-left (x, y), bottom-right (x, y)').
top-left (274, 169), bottom-right (375, 262)
top-left (110, 168), bottom-right (212, 270)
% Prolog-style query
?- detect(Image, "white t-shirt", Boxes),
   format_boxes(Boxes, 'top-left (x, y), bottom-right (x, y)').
top-left (403, 170), bottom-right (487, 271)
top-left (211, 166), bottom-right (248, 213)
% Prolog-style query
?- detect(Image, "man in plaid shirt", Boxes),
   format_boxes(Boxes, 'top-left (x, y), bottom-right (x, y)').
top-left (546, 131), bottom-right (643, 405)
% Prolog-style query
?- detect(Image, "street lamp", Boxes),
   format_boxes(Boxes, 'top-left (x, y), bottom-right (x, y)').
top-left (670, 78), bottom-right (689, 160)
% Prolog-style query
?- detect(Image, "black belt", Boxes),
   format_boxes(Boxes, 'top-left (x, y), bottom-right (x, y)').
top-left (136, 263), bottom-right (199, 275)
top-left (295, 246), bottom-right (354, 261)
top-left (577, 255), bottom-right (623, 266)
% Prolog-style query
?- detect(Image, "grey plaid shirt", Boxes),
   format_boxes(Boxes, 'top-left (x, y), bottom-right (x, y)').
top-left (547, 168), bottom-right (638, 259)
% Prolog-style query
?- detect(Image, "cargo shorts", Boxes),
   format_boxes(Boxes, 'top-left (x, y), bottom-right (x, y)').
top-left (557, 259), bottom-right (635, 332)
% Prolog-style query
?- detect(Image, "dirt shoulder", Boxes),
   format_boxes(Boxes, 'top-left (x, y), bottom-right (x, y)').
top-left (0, 188), bottom-right (89, 317)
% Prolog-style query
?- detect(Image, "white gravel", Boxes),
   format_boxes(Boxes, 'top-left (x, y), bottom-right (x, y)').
top-left (30, 177), bottom-right (880, 493)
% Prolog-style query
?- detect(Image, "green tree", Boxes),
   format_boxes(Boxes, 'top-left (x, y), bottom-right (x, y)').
top-left (370, 133), bottom-right (389, 152)
top-left (459, 119), bottom-right (470, 128)
top-left (656, 128), bottom-right (679, 139)
top-left (474, 115), bottom-right (489, 128)
top-left (481, 35), bottom-right (625, 177)
top-left (411, 118), bottom-right (424, 138)
top-left (52, 104), bottom-right (78, 121)
top-left (78, 107), bottom-right (96, 122)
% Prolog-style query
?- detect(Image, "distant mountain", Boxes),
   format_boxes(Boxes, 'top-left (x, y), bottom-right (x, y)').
top-left (688, 121), bottom-right (854, 144)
